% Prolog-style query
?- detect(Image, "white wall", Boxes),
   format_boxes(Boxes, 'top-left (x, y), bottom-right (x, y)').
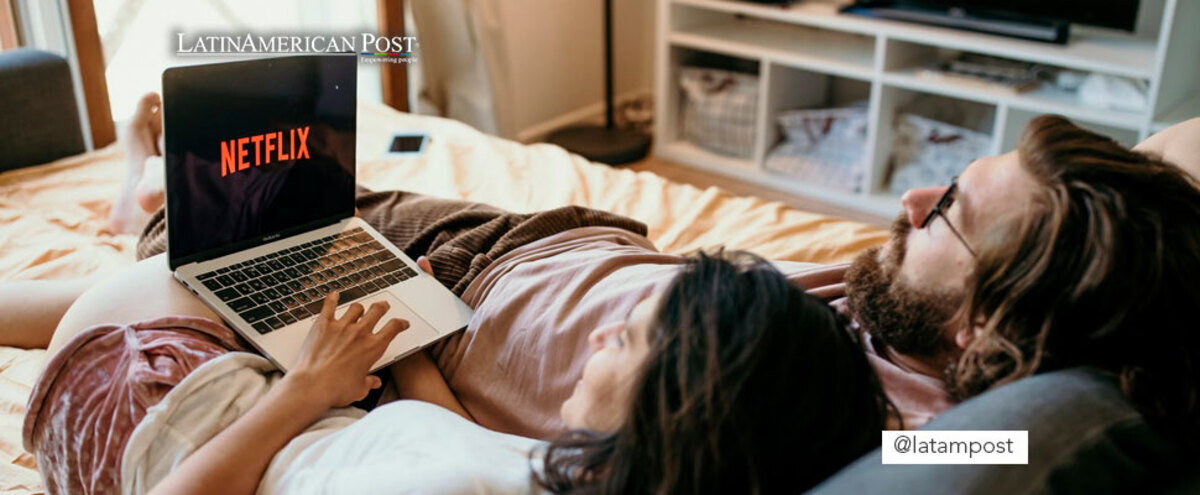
top-left (408, 0), bottom-right (656, 141)
top-left (499, 0), bottom-right (656, 141)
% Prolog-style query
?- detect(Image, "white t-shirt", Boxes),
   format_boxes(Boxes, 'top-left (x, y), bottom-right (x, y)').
top-left (121, 352), bottom-right (545, 494)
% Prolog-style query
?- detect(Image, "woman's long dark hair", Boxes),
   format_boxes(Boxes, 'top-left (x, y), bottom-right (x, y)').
top-left (534, 251), bottom-right (891, 494)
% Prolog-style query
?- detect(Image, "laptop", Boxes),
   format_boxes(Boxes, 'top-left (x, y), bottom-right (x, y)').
top-left (162, 54), bottom-right (472, 372)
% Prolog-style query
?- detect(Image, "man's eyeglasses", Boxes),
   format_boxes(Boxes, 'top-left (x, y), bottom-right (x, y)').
top-left (919, 177), bottom-right (978, 258)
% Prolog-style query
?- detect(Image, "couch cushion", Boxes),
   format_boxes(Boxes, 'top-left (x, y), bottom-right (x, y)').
top-left (813, 367), bottom-right (1186, 494)
top-left (0, 49), bottom-right (85, 172)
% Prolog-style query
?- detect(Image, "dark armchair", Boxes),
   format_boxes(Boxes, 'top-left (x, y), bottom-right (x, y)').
top-left (0, 48), bottom-right (86, 172)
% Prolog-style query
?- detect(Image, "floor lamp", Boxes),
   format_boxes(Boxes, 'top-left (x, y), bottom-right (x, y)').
top-left (547, 0), bottom-right (651, 166)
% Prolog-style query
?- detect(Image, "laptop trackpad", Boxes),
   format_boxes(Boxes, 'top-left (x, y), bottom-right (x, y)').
top-left (335, 292), bottom-right (440, 371)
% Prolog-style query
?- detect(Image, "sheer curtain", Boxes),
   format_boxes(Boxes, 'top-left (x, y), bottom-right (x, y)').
top-left (408, 0), bottom-right (506, 137)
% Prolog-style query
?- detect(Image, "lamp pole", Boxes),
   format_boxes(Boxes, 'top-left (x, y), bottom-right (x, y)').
top-left (546, 0), bottom-right (651, 166)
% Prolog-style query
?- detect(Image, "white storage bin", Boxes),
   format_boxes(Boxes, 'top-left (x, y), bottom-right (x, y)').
top-left (679, 67), bottom-right (759, 158)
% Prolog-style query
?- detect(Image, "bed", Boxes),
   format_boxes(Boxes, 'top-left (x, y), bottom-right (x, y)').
top-left (0, 102), bottom-right (887, 493)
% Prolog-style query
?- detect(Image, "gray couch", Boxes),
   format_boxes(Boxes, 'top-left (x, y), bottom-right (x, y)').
top-left (0, 48), bottom-right (85, 172)
top-left (815, 367), bottom-right (1200, 494)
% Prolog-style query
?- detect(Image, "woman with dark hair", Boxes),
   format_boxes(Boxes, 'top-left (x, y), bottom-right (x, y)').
top-left (133, 250), bottom-right (887, 494)
top-left (542, 251), bottom-right (888, 493)
top-left (16, 247), bottom-right (888, 494)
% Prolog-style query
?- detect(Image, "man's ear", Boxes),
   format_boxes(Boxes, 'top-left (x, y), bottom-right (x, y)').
top-left (954, 327), bottom-right (974, 349)
top-left (955, 318), bottom-right (986, 349)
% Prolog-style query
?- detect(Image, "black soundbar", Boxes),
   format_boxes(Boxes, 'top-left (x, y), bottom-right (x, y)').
top-left (841, 4), bottom-right (1070, 44)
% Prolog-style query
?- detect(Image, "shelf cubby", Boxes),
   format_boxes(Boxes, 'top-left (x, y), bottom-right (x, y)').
top-left (759, 63), bottom-right (872, 192)
top-left (881, 38), bottom-right (1151, 130)
top-left (1153, 91), bottom-right (1200, 133)
top-left (873, 86), bottom-right (997, 196)
top-left (662, 47), bottom-right (761, 170)
top-left (1002, 109), bottom-right (1141, 151)
top-left (669, 3), bottom-right (875, 80)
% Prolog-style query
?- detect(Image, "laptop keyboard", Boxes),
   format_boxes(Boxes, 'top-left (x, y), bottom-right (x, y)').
top-left (194, 227), bottom-right (419, 335)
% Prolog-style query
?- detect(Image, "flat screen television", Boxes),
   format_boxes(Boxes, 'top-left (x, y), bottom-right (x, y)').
top-left (842, 0), bottom-right (1141, 44)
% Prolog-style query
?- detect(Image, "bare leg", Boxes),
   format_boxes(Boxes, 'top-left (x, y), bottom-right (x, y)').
top-left (5, 92), bottom-right (168, 347)
top-left (47, 254), bottom-right (221, 357)
top-left (0, 277), bottom-right (101, 349)
top-left (108, 92), bottom-right (166, 234)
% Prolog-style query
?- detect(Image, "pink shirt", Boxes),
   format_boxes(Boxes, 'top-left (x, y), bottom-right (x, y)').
top-left (433, 227), bottom-right (951, 439)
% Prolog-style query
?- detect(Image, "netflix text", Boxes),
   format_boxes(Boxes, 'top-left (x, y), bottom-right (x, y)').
top-left (220, 126), bottom-right (310, 177)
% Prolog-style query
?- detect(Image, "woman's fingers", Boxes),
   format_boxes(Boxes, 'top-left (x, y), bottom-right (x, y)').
top-left (376, 318), bottom-right (410, 343)
top-left (416, 256), bottom-right (434, 276)
top-left (337, 302), bottom-right (366, 324)
top-left (352, 375), bottom-right (382, 402)
top-left (319, 291), bottom-right (341, 320)
top-left (356, 301), bottom-right (391, 332)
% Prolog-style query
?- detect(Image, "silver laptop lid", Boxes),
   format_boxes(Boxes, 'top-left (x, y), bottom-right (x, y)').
top-left (162, 54), bottom-right (357, 270)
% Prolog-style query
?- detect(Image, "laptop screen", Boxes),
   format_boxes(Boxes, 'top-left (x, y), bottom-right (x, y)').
top-left (163, 55), bottom-right (356, 269)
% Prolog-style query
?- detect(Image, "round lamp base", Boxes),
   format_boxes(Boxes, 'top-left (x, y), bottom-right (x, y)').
top-left (547, 125), bottom-right (651, 166)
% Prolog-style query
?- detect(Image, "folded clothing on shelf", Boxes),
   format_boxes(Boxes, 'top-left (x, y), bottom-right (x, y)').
top-left (764, 106), bottom-right (867, 193)
top-left (887, 113), bottom-right (991, 194)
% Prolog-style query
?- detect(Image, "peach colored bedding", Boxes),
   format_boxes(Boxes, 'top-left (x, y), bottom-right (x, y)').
top-left (0, 102), bottom-right (886, 493)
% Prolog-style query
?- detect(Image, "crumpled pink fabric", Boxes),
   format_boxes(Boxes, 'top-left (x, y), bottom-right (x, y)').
top-left (22, 316), bottom-right (245, 495)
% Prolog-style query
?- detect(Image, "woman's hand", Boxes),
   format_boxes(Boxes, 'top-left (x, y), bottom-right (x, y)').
top-left (149, 291), bottom-right (408, 495)
top-left (286, 291), bottom-right (409, 409)
top-left (416, 256), bottom-right (434, 276)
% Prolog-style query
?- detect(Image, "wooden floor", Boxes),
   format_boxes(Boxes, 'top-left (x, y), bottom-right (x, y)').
top-left (625, 155), bottom-right (892, 227)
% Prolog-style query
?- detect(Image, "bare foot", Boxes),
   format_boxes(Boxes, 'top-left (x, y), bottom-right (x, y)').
top-left (135, 156), bottom-right (165, 214)
top-left (108, 93), bottom-right (164, 234)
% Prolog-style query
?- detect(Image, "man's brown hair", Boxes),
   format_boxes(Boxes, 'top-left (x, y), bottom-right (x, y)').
top-left (952, 115), bottom-right (1200, 446)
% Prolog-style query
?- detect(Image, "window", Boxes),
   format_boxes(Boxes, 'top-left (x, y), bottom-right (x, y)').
top-left (92, 0), bottom-right (383, 119)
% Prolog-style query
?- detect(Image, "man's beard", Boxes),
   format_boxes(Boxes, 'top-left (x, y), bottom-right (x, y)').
top-left (845, 214), bottom-right (963, 358)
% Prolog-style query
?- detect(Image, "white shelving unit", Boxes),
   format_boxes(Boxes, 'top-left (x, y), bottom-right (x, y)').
top-left (654, 0), bottom-right (1200, 221)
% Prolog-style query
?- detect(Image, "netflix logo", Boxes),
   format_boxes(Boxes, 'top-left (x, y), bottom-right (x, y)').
top-left (220, 126), bottom-right (311, 177)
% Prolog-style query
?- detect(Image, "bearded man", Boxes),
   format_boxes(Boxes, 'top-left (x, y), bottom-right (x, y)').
top-left (845, 116), bottom-right (1200, 447)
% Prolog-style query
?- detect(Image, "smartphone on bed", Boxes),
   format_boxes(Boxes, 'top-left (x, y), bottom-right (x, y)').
top-left (387, 134), bottom-right (428, 156)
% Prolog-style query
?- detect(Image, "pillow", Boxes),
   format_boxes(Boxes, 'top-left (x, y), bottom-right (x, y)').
top-left (812, 367), bottom-right (1187, 494)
